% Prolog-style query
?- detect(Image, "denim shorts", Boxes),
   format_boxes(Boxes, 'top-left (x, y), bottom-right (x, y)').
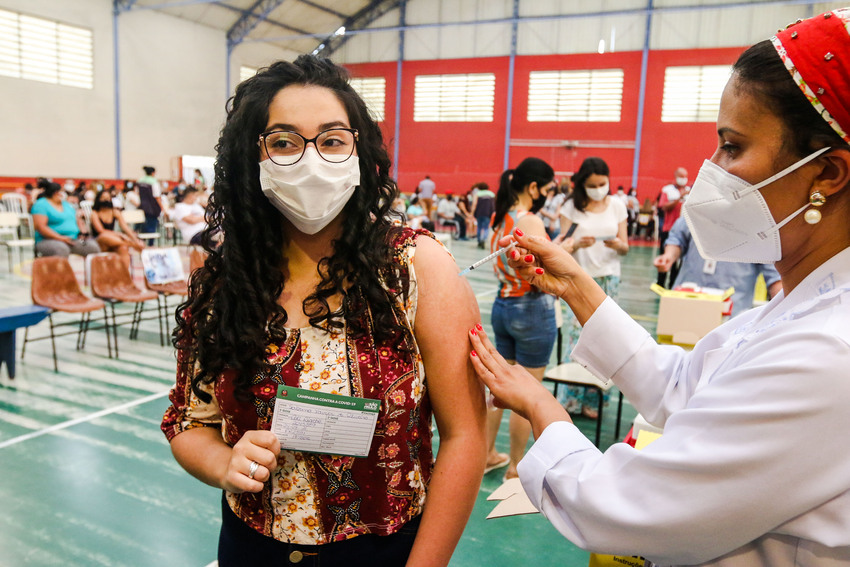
top-left (491, 292), bottom-right (557, 368)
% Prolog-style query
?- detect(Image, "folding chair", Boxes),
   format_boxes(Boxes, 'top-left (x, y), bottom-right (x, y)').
top-left (23, 256), bottom-right (113, 371)
top-left (0, 212), bottom-right (34, 272)
top-left (89, 253), bottom-right (158, 357)
top-left (543, 362), bottom-right (624, 447)
top-left (122, 208), bottom-right (160, 244)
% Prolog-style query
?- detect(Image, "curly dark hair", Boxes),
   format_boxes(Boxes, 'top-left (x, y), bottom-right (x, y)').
top-left (174, 55), bottom-right (406, 402)
top-left (570, 157), bottom-right (610, 213)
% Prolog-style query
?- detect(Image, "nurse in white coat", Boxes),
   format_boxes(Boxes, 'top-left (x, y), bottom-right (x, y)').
top-left (468, 10), bottom-right (850, 567)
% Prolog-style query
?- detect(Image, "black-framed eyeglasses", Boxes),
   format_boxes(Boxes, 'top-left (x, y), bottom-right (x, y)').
top-left (259, 127), bottom-right (359, 166)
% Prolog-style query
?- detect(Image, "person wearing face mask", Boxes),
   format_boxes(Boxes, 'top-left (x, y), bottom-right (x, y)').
top-left (161, 55), bottom-right (486, 567)
top-left (656, 167), bottom-right (691, 288)
top-left (467, 10), bottom-right (850, 566)
top-left (484, 157), bottom-right (558, 481)
top-left (30, 181), bottom-right (100, 258)
top-left (556, 157), bottom-right (628, 418)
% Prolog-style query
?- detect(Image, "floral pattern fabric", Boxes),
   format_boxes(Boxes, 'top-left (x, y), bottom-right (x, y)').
top-left (162, 227), bottom-right (439, 545)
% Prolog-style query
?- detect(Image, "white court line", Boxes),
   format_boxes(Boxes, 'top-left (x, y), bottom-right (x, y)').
top-left (475, 287), bottom-right (499, 299)
top-left (0, 389), bottom-right (170, 450)
top-left (203, 562), bottom-right (218, 567)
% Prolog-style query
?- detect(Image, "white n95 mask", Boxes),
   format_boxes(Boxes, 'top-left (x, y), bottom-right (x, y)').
top-left (586, 184), bottom-right (609, 202)
top-left (259, 149), bottom-right (360, 235)
top-left (682, 147), bottom-right (830, 263)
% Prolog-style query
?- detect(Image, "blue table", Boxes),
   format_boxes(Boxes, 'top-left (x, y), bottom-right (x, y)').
top-left (0, 305), bottom-right (49, 379)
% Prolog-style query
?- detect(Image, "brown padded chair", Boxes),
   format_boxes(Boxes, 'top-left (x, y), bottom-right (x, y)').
top-left (90, 253), bottom-right (158, 357)
top-left (23, 256), bottom-right (112, 372)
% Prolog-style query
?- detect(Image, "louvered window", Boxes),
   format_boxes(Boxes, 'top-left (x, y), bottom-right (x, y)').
top-left (528, 69), bottom-right (624, 122)
top-left (661, 65), bottom-right (731, 122)
top-left (413, 73), bottom-right (495, 122)
top-left (0, 9), bottom-right (93, 89)
top-left (350, 77), bottom-right (386, 122)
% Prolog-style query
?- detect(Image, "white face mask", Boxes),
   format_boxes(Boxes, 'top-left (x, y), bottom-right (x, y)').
top-left (675, 176), bottom-right (689, 187)
top-left (586, 184), bottom-right (609, 202)
top-left (682, 147), bottom-right (830, 263)
top-left (259, 149), bottom-right (360, 235)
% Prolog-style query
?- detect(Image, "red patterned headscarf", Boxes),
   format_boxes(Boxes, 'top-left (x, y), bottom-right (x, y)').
top-left (771, 8), bottom-right (850, 143)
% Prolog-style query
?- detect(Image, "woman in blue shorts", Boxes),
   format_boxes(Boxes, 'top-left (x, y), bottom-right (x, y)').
top-left (484, 157), bottom-right (558, 480)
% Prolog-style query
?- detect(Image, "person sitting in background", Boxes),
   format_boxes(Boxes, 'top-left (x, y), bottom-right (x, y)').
top-left (31, 181), bottom-right (100, 258)
top-left (170, 186), bottom-right (207, 245)
top-left (436, 194), bottom-right (467, 239)
top-left (91, 189), bottom-right (144, 270)
top-left (654, 217), bottom-right (782, 316)
top-left (406, 196), bottom-right (434, 231)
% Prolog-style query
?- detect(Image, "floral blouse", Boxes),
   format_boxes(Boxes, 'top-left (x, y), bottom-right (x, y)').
top-left (162, 228), bottom-right (440, 544)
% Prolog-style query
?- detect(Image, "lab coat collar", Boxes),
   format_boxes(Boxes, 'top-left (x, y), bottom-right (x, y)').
top-left (742, 246), bottom-right (850, 333)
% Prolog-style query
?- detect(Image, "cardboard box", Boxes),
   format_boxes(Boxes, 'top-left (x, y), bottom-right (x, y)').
top-left (651, 284), bottom-right (733, 346)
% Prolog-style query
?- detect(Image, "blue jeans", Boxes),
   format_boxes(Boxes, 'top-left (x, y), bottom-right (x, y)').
top-left (475, 215), bottom-right (490, 243)
top-left (218, 494), bottom-right (420, 566)
top-left (491, 293), bottom-right (557, 368)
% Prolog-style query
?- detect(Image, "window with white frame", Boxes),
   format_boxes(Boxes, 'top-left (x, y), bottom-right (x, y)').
top-left (527, 69), bottom-right (624, 122)
top-left (239, 65), bottom-right (257, 82)
top-left (349, 77), bottom-right (386, 122)
top-left (661, 65), bottom-right (731, 122)
top-left (0, 9), bottom-right (93, 89)
top-left (413, 73), bottom-right (495, 122)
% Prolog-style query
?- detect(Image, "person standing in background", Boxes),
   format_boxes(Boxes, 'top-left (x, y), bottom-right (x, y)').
top-left (417, 174), bottom-right (436, 217)
top-left (136, 165), bottom-right (163, 245)
top-left (654, 217), bottom-right (782, 316)
top-left (656, 167), bottom-right (690, 287)
top-left (471, 182), bottom-right (495, 249)
top-left (193, 168), bottom-right (206, 190)
top-left (539, 182), bottom-right (567, 239)
top-left (558, 157), bottom-right (628, 418)
top-left (485, 157), bottom-right (558, 481)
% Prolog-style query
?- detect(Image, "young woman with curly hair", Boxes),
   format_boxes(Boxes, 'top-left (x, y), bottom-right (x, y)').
top-left (161, 55), bottom-right (486, 566)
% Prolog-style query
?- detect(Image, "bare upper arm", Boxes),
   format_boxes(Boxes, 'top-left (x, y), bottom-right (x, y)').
top-left (411, 236), bottom-right (486, 438)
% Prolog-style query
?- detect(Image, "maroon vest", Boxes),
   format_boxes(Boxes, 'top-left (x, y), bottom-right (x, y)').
top-left (218, 228), bottom-right (433, 543)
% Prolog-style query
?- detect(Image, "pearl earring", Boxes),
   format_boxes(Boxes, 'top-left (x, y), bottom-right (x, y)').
top-left (805, 191), bottom-right (826, 224)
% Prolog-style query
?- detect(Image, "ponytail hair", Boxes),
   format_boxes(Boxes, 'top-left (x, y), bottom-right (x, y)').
top-left (492, 157), bottom-right (554, 228)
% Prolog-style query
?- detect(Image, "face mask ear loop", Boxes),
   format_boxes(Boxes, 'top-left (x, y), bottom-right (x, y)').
top-left (756, 201), bottom-right (812, 240)
top-left (732, 146), bottom-right (832, 200)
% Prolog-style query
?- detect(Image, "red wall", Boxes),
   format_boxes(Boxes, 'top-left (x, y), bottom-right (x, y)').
top-left (2, 47), bottom-right (748, 202)
top-left (347, 45), bottom-right (746, 202)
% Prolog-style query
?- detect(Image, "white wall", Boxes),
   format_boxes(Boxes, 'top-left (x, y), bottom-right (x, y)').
top-left (0, 0), bottom-right (228, 180)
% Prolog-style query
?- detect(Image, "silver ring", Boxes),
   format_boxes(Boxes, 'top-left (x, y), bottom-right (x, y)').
top-left (248, 460), bottom-right (259, 480)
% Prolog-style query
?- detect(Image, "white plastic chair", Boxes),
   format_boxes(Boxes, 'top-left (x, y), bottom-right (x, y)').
top-left (0, 211), bottom-right (35, 272)
top-left (121, 208), bottom-right (160, 243)
top-left (1, 193), bottom-right (33, 237)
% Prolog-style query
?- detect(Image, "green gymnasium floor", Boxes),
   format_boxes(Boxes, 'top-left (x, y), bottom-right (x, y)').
top-left (0, 237), bottom-right (659, 567)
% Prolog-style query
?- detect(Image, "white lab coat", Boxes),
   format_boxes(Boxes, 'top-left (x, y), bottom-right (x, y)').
top-left (518, 247), bottom-right (850, 566)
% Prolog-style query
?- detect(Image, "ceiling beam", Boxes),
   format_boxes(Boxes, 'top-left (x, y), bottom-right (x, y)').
top-left (216, 1), bottom-right (309, 41)
top-left (227, 0), bottom-right (289, 49)
top-left (314, 0), bottom-right (401, 56)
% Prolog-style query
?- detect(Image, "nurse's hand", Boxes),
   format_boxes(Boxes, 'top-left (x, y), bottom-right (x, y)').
top-left (468, 326), bottom-right (570, 437)
top-left (497, 230), bottom-right (585, 300)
